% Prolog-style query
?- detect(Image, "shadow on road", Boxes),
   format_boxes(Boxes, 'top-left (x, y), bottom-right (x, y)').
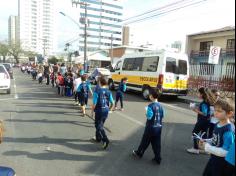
top-left (2, 122), bottom-right (208, 176)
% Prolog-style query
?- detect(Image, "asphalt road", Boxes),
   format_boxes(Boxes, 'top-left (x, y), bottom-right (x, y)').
top-left (0, 69), bottom-right (209, 176)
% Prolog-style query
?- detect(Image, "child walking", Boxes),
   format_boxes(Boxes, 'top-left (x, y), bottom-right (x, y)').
top-left (187, 87), bottom-right (211, 154)
top-left (132, 88), bottom-right (164, 165)
top-left (115, 77), bottom-right (128, 111)
top-left (199, 99), bottom-right (235, 176)
top-left (91, 77), bottom-right (114, 149)
top-left (77, 75), bottom-right (93, 116)
top-left (73, 73), bottom-right (81, 105)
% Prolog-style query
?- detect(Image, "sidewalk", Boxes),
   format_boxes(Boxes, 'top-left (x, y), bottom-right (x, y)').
top-left (178, 95), bottom-right (202, 104)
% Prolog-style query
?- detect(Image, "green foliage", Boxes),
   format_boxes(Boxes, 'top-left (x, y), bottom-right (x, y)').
top-left (48, 56), bottom-right (59, 64)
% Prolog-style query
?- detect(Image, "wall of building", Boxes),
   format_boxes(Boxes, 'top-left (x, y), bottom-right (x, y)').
top-left (78, 0), bottom-right (123, 52)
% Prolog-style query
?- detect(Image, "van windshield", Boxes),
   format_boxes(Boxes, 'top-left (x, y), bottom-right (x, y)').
top-left (166, 57), bottom-right (188, 75)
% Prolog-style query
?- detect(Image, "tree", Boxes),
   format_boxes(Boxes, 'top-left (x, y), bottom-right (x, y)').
top-left (24, 51), bottom-right (38, 61)
top-left (48, 56), bottom-right (59, 65)
top-left (0, 42), bottom-right (9, 63)
top-left (8, 42), bottom-right (24, 64)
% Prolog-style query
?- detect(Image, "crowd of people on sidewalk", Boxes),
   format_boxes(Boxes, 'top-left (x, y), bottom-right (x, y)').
top-left (0, 61), bottom-right (235, 176)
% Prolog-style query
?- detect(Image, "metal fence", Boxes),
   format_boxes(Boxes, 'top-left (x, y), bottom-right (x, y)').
top-left (188, 64), bottom-right (235, 99)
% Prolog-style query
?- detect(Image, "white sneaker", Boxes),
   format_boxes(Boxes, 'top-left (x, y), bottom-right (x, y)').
top-left (187, 148), bottom-right (200, 154)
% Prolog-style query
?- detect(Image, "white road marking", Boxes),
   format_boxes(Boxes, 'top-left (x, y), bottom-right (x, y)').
top-left (13, 77), bottom-right (18, 99)
top-left (115, 111), bottom-right (145, 127)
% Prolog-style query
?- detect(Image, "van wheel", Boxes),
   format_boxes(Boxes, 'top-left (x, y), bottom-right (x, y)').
top-left (7, 89), bottom-right (11, 94)
top-left (108, 80), bottom-right (115, 90)
top-left (142, 87), bottom-right (150, 100)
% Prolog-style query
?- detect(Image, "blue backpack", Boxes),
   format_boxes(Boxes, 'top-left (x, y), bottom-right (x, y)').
top-left (81, 83), bottom-right (88, 95)
top-left (96, 89), bottom-right (110, 112)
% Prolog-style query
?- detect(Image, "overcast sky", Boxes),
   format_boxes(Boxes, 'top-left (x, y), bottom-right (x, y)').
top-left (0, 0), bottom-right (235, 52)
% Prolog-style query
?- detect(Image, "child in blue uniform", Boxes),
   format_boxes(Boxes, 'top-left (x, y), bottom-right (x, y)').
top-left (115, 77), bottom-right (128, 111)
top-left (199, 99), bottom-right (235, 176)
top-left (132, 88), bottom-right (164, 164)
top-left (91, 77), bottom-right (114, 149)
top-left (187, 87), bottom-right (211, 154)
top-left (77, 75), bottom-right (93, 116)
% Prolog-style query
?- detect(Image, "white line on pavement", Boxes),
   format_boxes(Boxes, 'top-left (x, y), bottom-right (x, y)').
top-left (13, 78), bottom-right (18, 99)
top-left (115, 111), bottom-right (145, 127)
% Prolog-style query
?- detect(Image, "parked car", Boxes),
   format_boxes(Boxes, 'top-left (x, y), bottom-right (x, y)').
top-left (0, 64), bottom-right (11, 94)
top-left (2, 63), bottom-right (13, 79)
top-left (88, 68), bottom-right (111, 85)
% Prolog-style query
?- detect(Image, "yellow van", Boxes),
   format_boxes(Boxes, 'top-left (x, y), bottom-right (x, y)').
top-left (108, 50), bottom-right (189, 99)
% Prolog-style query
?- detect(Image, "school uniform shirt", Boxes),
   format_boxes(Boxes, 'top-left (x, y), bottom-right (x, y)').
top-left (77, 82), bottom-right (91, 96)
top-left (225, 143), bottom-right (235, 166)
top-left (198, 101), bottom-right (211, 121)
top-left (117, 82), bottom-right (127, 96)
top-left (93, 88), bottom-right (114, 113)
top-left (146, 102), bottom-right (164, 129)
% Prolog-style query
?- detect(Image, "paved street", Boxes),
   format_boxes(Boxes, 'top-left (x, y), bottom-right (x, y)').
top-left (0, 69), bottom-right (209, 176)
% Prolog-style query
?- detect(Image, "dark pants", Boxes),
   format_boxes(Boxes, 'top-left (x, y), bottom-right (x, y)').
top-left (115, 92), bottom-right (123, 108)
top-left (74, 92), bottom-right (79, 102)
top-left (192, 119), bottom-right (210, 149)
top-left (137, 127), bottom-right (162, 162)
top-left (38, 77), bottom-right (43, 84)
top-left (79, 93), bottom-right (88, 106)
top-left (51, 78), bottom-right (55, 87)
top-left (44, 73), bottom-right (49, 85)
top-left (223, 162), bottom-right (235, 176)
top-left (203, 156), bottom-right (225, 176)
top-left (95, 112), bottom-right (109, 143)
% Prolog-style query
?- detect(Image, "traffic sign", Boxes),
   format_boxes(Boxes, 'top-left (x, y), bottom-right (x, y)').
top-left (208, 46), bottom-right (221, 64)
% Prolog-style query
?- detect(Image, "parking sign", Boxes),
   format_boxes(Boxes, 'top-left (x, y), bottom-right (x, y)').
top-left (208, 46), bottom-right (221, 64)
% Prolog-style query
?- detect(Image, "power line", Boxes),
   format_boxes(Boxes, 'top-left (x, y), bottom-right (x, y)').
top-left (123, 0), bottom-right (191, 22)
top-left (124, 0), bottom-right (208, 25)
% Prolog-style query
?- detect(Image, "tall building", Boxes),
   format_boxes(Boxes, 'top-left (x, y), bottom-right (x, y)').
top-left (8, 16), bottom-right (19, 45)
top-left (122, 26), bottom-right (130, 46)
top-left (18, 0), bottom-right (55, 56)
top-left (77, 0), bottom-right (123, 52)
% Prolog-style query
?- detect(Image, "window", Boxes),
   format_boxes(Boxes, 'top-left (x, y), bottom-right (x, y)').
top-left (122, 58), bottom-right (135, 71)
top-left (133, 58), bottom-right (144, 71)
top-left (200, 41), bottom-right (213, 51)
top-left (142, 57), bottom-right (159, 72)
top-left (199, 62), bottom-right (215, 75)
top-left (178, 60), bottom-right (188, 75)
top-left (166, 57), bottom-right (177, 74)
top-left (227, 39), bottom-right (235, 49)
top-left (0, 66), bottom-right (6, 73)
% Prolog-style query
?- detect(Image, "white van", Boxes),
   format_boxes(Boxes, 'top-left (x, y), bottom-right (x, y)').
top-left (108, 50), bottom-right (189, 99)
top-left (0, 64), bottom-right (11, 94)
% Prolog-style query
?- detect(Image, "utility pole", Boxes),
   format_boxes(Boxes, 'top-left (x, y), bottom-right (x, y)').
top-left (72, 0), bottom-right (89, 73)
top-left (110, 33), bottom-right (113, 65)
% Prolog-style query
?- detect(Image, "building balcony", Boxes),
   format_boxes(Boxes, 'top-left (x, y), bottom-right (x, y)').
top-left (190, 48), bottom-right (235, 58)
top-left (190, 48), bottom-right (235, 65)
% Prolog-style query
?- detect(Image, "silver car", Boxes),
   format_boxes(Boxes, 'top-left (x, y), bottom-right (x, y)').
top-left (0, 64), bottom-right (11, 94)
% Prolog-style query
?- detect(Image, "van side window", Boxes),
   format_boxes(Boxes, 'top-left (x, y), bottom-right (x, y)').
top-left (178, 60), bottom-right (187, 75)
top-left (122, 58), bottom-right (135, 71)
top-left (142, 57), bottom-right (159, 72)
top-left (166, 57), bottom-right (177, 74)
top-left (133, 57), bottom-right (144, 71)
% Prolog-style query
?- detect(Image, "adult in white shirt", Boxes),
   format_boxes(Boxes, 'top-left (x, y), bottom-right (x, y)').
top-left (73, 73), bottom-right (82, 105)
